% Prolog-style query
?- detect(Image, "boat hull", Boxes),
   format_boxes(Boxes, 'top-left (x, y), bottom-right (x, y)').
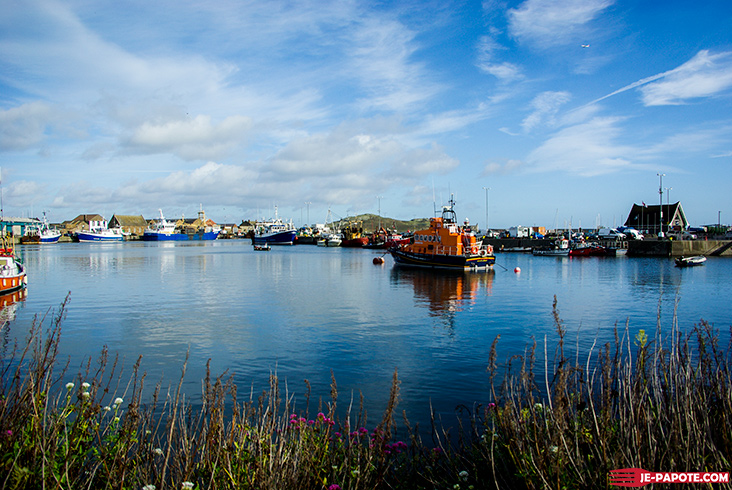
top-left (76, 232), bottom-right (123, 242)
top-left (390, 248), bottom-right (495, 269)
top-left (142, 230), bottom-right (220, 241)
top-left (0, 263), bottom-right (27, 295)
top-left (253, 230), bottom-right (297, 245)
top-left (40, 233), bottom-right (61, 243)
top-left (341, 237), bottom-right (369, 247)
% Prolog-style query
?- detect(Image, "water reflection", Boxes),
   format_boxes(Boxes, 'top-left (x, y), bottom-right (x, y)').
top-left (390, 267), bottom-right (495, 330)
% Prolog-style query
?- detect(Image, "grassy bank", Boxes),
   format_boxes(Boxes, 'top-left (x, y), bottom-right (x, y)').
top-left (1, 296), bottom-right (730, 489)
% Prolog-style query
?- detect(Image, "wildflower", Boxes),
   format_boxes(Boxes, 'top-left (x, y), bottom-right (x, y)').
top-left (459, 470), bottom-right (469, 481)
top-left (82, 392), bottom-right (90, 399)
top-left (487, 402), bottom-right (496, 410)
top-left (351, 469), bottom-right (360, 477)
top-left (142, 485), bottom-right (156, 490)
top-left (66, 382), bottom-right (74, 390)
top-left (328, 485), bottom-right (341, 490)
top-left (182, 483), bottom-right (194, 489)
top-left (4, 430), bottom-right (12, 437)
top-left (103, 406), bottom-right (111, 411)
top-left (82, 382), bottom-right (90, 390)
top-left (534, 403), bottom-right (544, 411)
top-left (114, 417), bottom-right (120, 424)
top-left (153, 448), bottom-right (164, 455)
top-left (114, 397), bottom-right (124, 406)
top-left (549, 445), bottom-right (558, 453)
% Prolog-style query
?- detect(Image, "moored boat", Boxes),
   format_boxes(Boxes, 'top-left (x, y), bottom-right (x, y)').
top-left (569, 243), bottom-right (610, 256)
top-left (532, 238), bottom-right (570, 256)
top-left (675, 255), bottom-right (706, 267)
top-left (389, 198), bottom-right (495, 270)
top-left (340, 221), bottom-right (368, 247)
top-left (0, 237), bottom-right (27, 295)
top-left (19, 212), bottom-right (62, 244)
top-left (317, 233), bottom-right (343, 247)
top-left (253, 207), bottom-right (296, 245)
top-left (76, 220), bottom-right (124, 242)
top-left (142, 209), bottom-right (221, 241)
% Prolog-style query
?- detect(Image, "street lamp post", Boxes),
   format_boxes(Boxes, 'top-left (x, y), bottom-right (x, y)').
top-left (377, 196), bottom-right (383, 230)
top-left (305, 202), bottom-right (311, 226)
top-left (657, 173), bottom-right (665, 237)
top-left (665, 187), bottom-right (672, 231)
top-left (482, 187), bottom-right (490, 235)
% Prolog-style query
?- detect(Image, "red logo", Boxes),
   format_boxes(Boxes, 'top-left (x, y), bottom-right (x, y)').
top-left (610, 468), bottom-right (730, 486)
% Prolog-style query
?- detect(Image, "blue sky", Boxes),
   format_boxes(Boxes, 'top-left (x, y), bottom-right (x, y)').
top-left (2, 0), bottom-right (732, 230)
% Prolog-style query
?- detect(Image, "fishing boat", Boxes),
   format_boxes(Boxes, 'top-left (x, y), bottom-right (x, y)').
top-left (340, 221), bottom-right (368, 247)
top-left (389, 198), bottom-right (495, 270)
top-left (142, 209), bottom-right (220, 241)
top-left (76, 220), bottom-right (124, 242)
top-left (364, 227), bottom-right (410, 249)
top-left (675, 255), bottom-right (706, 267)
top-left (253, 243), bottom-right (271, 251)
top-left (19, 212), bottom-right (62, 244)
top-left (532, 238), bottom-right (570, 256)
top-left (0, 237), bottom-right (27, 295)
top-left (253, 208), bottom-right (297, 246)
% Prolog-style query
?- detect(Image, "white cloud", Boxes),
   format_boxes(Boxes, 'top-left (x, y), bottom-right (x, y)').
top-left (476, 36), bottom-right (523, 81)
top-left (640, 50), bottom-right (732, 106)
top-left (125, 115), bottom-right (253, 161)
top-left (526, 116), bottom-right (636, 176)
top-left (0, 102), bottom-right (54, 151)
top-left (521, 91), bottom-right (572, 132)
top-left (508, 0), bottom-right (614, 47)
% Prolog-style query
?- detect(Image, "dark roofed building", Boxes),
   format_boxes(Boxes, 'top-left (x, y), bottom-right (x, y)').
top-left (624, 202), bottom-right (688, 236)
top-left (109, 215), bottom-right (148, 236)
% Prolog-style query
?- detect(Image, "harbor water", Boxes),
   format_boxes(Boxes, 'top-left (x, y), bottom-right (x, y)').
top-left (4, 241), bottom-right (732, 431)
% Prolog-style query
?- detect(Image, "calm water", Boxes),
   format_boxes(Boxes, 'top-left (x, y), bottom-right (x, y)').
top-left (4, 241), bottom-right (732, 430)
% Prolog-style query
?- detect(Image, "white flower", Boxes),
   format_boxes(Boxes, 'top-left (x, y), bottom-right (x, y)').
top-left (459, 470), bottom-right (469, 481)
top-left (182, 483), bottom-right (194, 490)
top-left (82, 392), bottom-right (90, 399)
top-left (153, 448), bottom-right (164, 455)
top-left (66, 382), bottom-right (74, 390)
top-left (142, 485), bottom-right (156, 490)
top-left (549, 445), bottom-right (558, 453)
top-left (114, 397), bottom-right (124, 406)
top-left (103, 406), bottom-right (111, 411)
top-left (82, 382), bottom-right (90, 390)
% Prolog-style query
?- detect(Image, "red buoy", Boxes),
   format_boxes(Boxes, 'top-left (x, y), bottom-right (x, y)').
top-left (373, 257), bottom-right (385, 265)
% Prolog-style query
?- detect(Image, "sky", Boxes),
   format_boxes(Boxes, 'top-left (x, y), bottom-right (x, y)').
top-left (2, 0), bottom-right (732, 230)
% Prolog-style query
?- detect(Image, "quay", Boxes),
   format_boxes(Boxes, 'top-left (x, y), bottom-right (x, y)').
top-left (485, 238), bottom-right (732, 257)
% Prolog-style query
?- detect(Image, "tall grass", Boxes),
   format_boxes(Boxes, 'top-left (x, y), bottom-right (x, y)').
top-left (0, 295), bottom-right (729, 489)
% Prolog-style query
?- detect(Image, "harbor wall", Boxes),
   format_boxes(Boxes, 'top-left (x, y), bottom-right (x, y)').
top-left (486, 238), bottom-right (732, 257)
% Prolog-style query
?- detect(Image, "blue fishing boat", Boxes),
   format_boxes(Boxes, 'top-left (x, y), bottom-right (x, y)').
top-left (142, 209), bottom-right (220, 241)
top-left (76, 220), bottom-right (124, 242)
top-left (253, 207), bottom-right (296, 245)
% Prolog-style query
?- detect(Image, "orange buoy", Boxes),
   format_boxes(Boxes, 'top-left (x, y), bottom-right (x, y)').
top-left (373, 257), bottom-right (385, 265)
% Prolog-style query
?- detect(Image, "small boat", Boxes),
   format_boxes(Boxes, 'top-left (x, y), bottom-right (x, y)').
top-left (532, 239), bottom-right (570, 256)
top-left (253, 207), bottom-right (296, 245)
top-left (389, 197), bottom-right (495, 270)
top-left (569, 243), bottom-right (610, 256)
top-left (675, 255), bottom-right (706, 267)
top-left (253, 243), bottom-right (271, 251)
top-left (76, 220), bottom-right (124, 242)
top-left (0, 237), bottom-right (27, 295)
top-left (317, 233), bottom-right (343, 247)
top-left (364, 227), bottom-right (410, 249)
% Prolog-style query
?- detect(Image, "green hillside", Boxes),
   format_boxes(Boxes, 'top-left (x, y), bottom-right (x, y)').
top-left (332, 213), bottom-right (430, 233)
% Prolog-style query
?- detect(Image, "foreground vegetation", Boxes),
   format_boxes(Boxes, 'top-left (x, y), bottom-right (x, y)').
top-left (1, 297), bottom-right (730, 489)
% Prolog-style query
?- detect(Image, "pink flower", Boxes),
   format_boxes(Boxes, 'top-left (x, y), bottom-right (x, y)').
top-left (328, 485), bottom-right (341, 490)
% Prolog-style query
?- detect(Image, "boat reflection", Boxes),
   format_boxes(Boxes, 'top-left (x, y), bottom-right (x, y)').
top-left (390, 267), bottom-right (494, 327)
top-left (0, 288), bottom-right (27, 330)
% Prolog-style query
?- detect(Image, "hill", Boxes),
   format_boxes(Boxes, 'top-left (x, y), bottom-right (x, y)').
top-left (331, 213), bottom-right (430, 233)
